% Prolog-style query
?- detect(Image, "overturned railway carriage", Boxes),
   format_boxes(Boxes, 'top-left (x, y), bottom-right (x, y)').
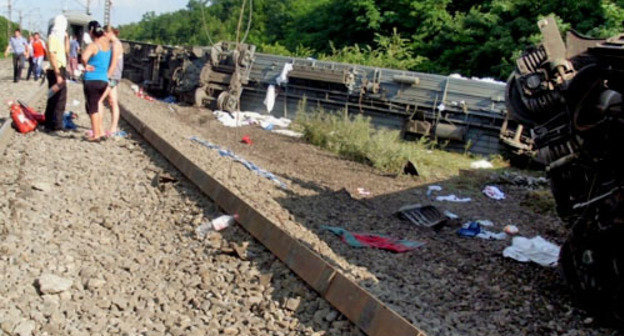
top-left (121, 40), bottom-right (530, 157)
top-left (507, 16), bottom-right (624, 322)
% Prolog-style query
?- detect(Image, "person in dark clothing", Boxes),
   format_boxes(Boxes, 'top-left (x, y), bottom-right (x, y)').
top-left (44, 15), bottom-right (69, 131)
top-left (4, 29), bottom-right (29, 83)
top-left (25, 35), bottom-right (36, 80)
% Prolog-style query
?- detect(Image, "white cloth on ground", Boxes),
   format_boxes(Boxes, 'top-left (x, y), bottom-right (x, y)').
top-left (470, 160), bottom-right (494, 169)
top-left (503, 236), bottom-right (560, 267)
top-left (483, 186), bottom-right (505, 200)
top-left (213, 111), bottom-right (292, 129)
top-left (435, 195), bottom-right (472, 203)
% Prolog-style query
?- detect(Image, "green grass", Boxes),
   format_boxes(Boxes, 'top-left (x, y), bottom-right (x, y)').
top-left (292, 109), bottom-right (505, 180)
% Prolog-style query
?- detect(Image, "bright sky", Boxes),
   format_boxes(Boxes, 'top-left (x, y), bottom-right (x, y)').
top-left (3, 0), bottom-right (188, 34)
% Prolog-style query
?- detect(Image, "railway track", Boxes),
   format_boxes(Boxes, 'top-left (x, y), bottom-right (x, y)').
top-left (3, 58), bottom-right (620, 335)
top-left (0, 63), bottom-right (421, 335)
top-left (119, 103), bottom-right (426, 336)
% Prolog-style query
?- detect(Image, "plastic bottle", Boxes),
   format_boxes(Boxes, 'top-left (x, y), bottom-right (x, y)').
top-left (195, 214), bottom-right (238, 238)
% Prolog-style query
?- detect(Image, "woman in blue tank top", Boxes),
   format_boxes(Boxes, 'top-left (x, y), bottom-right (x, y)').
top-left (81, 21), bottom-right (111, 141)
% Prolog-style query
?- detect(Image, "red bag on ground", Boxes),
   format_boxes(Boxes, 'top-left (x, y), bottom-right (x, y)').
top-left (10, 103), bottom-right (37, 133)
top-left (20, 102), bottom-right (45, 123)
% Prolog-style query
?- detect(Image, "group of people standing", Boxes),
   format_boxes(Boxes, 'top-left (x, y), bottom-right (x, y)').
top-left (4, 29), bottom-right (48, 82)
top-left (5, 15), bottom-right (124, 141)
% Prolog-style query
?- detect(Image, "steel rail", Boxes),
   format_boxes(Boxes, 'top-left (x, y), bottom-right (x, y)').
top-left (119, 102), bottom-right (427, 336)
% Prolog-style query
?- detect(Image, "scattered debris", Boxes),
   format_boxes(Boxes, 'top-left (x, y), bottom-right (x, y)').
top-left (190, 136), bottom-right (288, 189)
top-left (397, 204), bottom-right (446, 229)
top-left (196, 214), bottom-right (238, 237)
top-left (457, 222), bottom-right (507, 240)
top-left (272, 129), bottom-right (303, 138)
top-left (135, 88), bottom-right (155, 101)
top-left (436, 195), bottom-right (472, 203)
top-left (261, 121), bottom-right (274, 131)
top-left (403, 160), bottom-right (419, 176)
top-left (356, 187), bottom-right (371, 196)
top-left (71, 99), bottom-right (81, 107)
top-left (213, 110), bottom-right (292, 129)
top-left (503, 236), bottom-right (560, 267)
top-left (497, 171), bottom-right (549, 189)
top-left (37, 273), bottom-right (73, 294)
top-left (443, 210), bottom-right (459, 219)
top-left (426, 185), bottom-right (442, 197)
top-left (457, 222), bottom-right (481, 237)
top-left (483, 186), bottom-right (505, 200)
top-left (470, 160), bottom-right (494, 169)
top-left (322, 226), bottom-right (425, 253)
top-left (475, 219), bottom-right (494, 227)
top-left (504, 225), bottom-right (519, 235)
top-left (476, 230), bottom-right (507, 240)
top-left (241, 135), bottom-right (253, 145)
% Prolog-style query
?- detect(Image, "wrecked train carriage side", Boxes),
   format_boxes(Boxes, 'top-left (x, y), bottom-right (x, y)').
top-left (242, 53), bottom-right (514, 155)
top-left (121, 40), bottom-right (529, 157)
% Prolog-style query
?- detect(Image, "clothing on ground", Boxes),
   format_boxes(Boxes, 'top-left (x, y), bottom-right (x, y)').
top-left (83, 81), bottom-right (108, 115)
top-left (44, 68), bottom-right (67, 130)
top-left (322, 226), bottom-right (425, 253)
top-left (48, 35), bottom-right (67, 68)
top-left (503, 236), bottom-right (561, 267)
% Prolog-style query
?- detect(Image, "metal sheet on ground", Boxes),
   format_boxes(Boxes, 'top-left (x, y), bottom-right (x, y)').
top-left (120, 104), bottom-right (426, 336)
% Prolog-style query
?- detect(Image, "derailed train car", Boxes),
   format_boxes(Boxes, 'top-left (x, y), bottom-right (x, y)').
top-left (507, 16), bottom-right (624, 323)
top-left (121, 40), bottom-right (531, 157)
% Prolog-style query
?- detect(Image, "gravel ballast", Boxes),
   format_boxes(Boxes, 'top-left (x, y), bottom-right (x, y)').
top-left (0, 60), bottom-right (358, 336)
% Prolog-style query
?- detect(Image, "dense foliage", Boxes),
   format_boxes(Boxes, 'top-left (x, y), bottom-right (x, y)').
top-left (120, 0), bottom-right (624, 79)
top-left (0, 16), bottom-right (20, 58)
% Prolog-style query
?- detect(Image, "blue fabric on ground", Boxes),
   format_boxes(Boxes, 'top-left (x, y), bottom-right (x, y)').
top-left (457, 222), bottom-right (481, 237)
top-left (190, 136), bottom-right (288, 189)
top-left (63, 112), bottom-right (77, 130)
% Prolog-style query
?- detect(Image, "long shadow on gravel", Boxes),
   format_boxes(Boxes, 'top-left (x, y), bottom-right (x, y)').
top-left (274, 170), bottom-right (621, 336)
top-left (117, 120), bottom-right (354, 335)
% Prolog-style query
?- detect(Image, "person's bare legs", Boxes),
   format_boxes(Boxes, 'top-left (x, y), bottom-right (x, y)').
top-left (107, 86), bottom-right (119, 134)
top-left (89, 87), bottom-right (110, 139)
top-left (89, 112), bottom-right (103, 139)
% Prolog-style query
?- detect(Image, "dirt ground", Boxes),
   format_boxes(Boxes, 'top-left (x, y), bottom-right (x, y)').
top-left (116, 80), bottom-right (621, 336)
top-left (0, 60), bottom-right (358, 336)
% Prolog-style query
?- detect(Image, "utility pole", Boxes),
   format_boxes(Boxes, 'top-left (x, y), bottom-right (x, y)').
top-left (104, 0), bottom-right (111, 26)
top-left (7, 0), bottom-right (11, 41)
top-left (86, 0), bottom-right (91, 15)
